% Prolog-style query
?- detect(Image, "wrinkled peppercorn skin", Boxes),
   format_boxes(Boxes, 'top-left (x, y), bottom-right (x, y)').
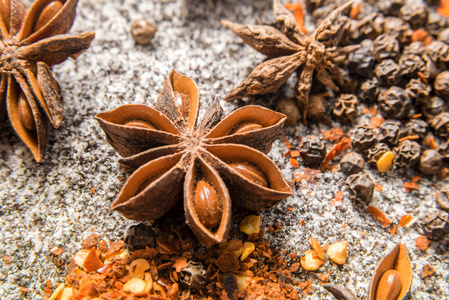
top-left (345, 173), bottom-right (375, 203)
top-left (422, 211), bottom-right (449, 240)
top-left (299, 135), bottom-right (326, 166)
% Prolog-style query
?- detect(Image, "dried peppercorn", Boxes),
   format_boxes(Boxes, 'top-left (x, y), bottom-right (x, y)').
top-left (434, 71), bottom-right (449, 99)
top-left (276, 98), bottom-right (301, 126)
top-left (418, 149), bottom-right (442, 175)
top-left (358, 78), bottom-right (381, 104)
top-left (333, 94), bottom-right (359, 124)
top-left (366, 143), bottom-right (391, 166)
top-left (351, 125), bottom-right (378, 151)
top-left (401, 119), bottom-right (428, 141)
top-left (423, 41), bottom-right (449, 70)
top-left (437, 28), bottom-right (449, 44)
top-left (430, 112), bottom-right (449, 138)
top-left (356, 13), bottom-right (385, 41)
top-left (179, 261), bottom-right (206, 291)
top-left (307, 95), bottom-right (328, 122)
top-left (423, 0), bottom-right (440, 7)
top-left (393, 140), bottom-right (421, 169)
top-left (422, 96), bottom-right (448, 120)
top-left (377, 86), bottom-right (412, 119)
top-left (340, 152), bottom-right (365, 175)
top-left (403, 42), bottom-right (422, 56)
top-left (399, 3), bottom-right (428, 29)
top-left (347, 39), bottom-right (375, 78)
top-left (124, 223), bottom-right (157, 251)
top-left (437, 188), bottom-right (449, 213)
top-left (378, 119), bottom-right (402, 146)
top-left (383, 17), bottom-right (412, 44)
top-left (299, 135), bottom-right (326, 167)
top-left (345, 173), bottom-right (375, 203)
top-left (377, 0), bottom-right (406, 17)
top-left (421, 211), bottom-right (449, 240)
top-left (438, 141), bottom-right (449, 163)
top-left (426, 12), bottom-right (449, 36)
top-left (371, 34), bottom-right (400, 61)
top-left (131, 19), bottom-right (157, 45)
top-left (405, 78), bottom-right (431, 106)
top-left (399, 54), bottom-right (426, 78)
top-left (375, 60), bottom-right (402, 85)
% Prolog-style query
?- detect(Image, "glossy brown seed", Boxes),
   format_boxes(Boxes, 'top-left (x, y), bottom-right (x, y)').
top-left (422, 211), bottom-right (449, 240)
top-left (18, 93), bottom-right (36, 131)
top-left (340, 152), bottom-right (364, 175)
top-left (375, 270), bottom-right (402, 300)
top-left (131, 19), bottom-right (157, 45)
top-left (276, 98), bottom-right (301, 125)
top-left (124, 120), bottom-right (157, 130)
top-left (228, 162), bottom-right (268, 187)
top-left (193, 180), bottom-right (222, 229)
top-left (230, 123), bottom-right (263, 134)
top-left (33, 1), bottom-right (63, 32)
top-left (418, 149), bottom-right (442, 175)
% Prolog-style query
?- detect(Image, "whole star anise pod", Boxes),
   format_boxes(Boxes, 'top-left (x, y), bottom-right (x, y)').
top-left (96, 70), bottom-right (292, 246)
top-left (0, 0), bottom-right (95, 161)
top-left (221, 0), bottom-right (359, 121)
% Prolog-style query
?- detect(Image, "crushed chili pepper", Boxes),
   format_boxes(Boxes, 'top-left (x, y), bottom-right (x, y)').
top-left (388, 224), bottom-right (398, 235)
top-left (399, 214), bottom-right (416, 227)
top-left (421, 264), bottom-right (436, 278)
top-left (285, 3), bottom-right (307, 34)
top-left (322, 127), bottom-right (345, 142)
top-left (283, 132), bottom-right (293, 149)
top-left (437, 0), bottom-right (449, 17)
top-left (366, 206), bottom-right (391, 227)
top-left (349, 1), bottom-right (361, 19)
top-left (370, 117), bottom-right (385, 128)
top-left (330, 191), bottom-right (343, 207)
top-left (424, 136), bottom-right (437, 150)
top-left (321, 137), bottom-right (351, 171)
top-left (290, 157), bottom-right (299, 168)
top-left (404, 182), bottom-right (419, 191)
top-left (398, 135), bottom-right (420, 142)
top-left (415, 235), bottom-right (431, 251)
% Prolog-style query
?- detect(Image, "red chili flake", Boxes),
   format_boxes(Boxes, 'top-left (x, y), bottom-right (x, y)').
top-left (417, 71), bottom-right (428, 83)
top-left (288, 207), bottom-right (294, 212)
top-left (360, 231), bottom-right (367, 237)
top-left (424, 136), bottom-right (437, 150)
top-left (318, 273), bottom-right (329, 283)
top-left (362, 106), bottom-right (378, 115)
top-left (321, 137), bottom-right (351, 171)
top-left (411, 29), bottom-right (433, 45)
top-left (300, 219), bottom-right (305, 226)
top-left (388, 224), bottom-right (398, 235)
top-left (118, 177), bottom-right (126, 182)
top-left (283, 150), bottom-right (291, 157)
top-left (411, 176), bottom-right (420, 182)
top-left (293, 173), bottom-right (302, 183)
top-left (437, 0), bottom-right (449, 17)
top-left (289, 157), bottom-right (299, 168)
top-left (375, 184), bottom-right (383, 192)
top-left (322, 127), bottom-right (344, 142)
top-left (366, 206), bottom-right (391, 227)
top-left (91, 186), bottom-right (96, 194)
top-left (341, 224), bottom-right (346, 229)
top-left (19, 287), bottom-right (31, 293)
top-left (45, 280), bottom-right (52, 289)
top-left (285, 3), bottom-right (307, 34)
top-left (172, 257), bottom-right (188, 272)
top-left (330, 191), bottom-right (342, 207)
top-left (282, 132), bottom-right (293, 149)
top-left (290, 150), bottom-right (300, 158)
top-left (370, 117), bottom-right (384, 128)
top-left (410, 113), bottom-right (423, 119)
top-left (440, 168), bottom-right (449, 179)
top-left (4, 256), bottom-right (11, 263)
top-left (399, 135), bottom-right (420, 143)
top-left (289, 262), bottom-right (300, 273)
top-left (350, 1), bottom-right (361, 19)
top-left (404, 182), bottom-right (419, 191)
top-left (399, 214), bottom-right (416, 227)
top-left (415, 235), bottom-right (431, 251)
top-left (421, 264), bottom-right (436, 278)
top-left (50, 247), bottom-right (64, 256)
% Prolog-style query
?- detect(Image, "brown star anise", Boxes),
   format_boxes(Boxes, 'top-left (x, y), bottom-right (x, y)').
top-left (222, 0), bottom-right (359, 121)
top-left (96, 70), bottom-right (292, 246)
top-left (0, 0), bottom-right (95, 161)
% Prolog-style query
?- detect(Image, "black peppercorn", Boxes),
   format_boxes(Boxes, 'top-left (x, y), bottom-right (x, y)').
top-left (357, 14), bottom-right (385, 41)
top-left (437, 188), bottom-right (449, 213)
top-left (124, 223), bottom-right (157, 251)
top-left (427, 12), bottom-right (449, 36)
top-left (377, 0), bottom-right (406, 17)
top-left (375, 60), bottom-right (402, 85)
top-left (377, 86), bottom-right (412, 119)
top-left (371, 34), bottom-right (400, 61)
top-left (276, 98), bottom-right (301, 125)
top-left (179, 261), bottom-right (206, 291)
top-left (345, 173), bottom-right (375, 203)
top-left (423, 41), bottom-right (449, 70)
top-left (383, 17), bottom-right (412, 44)
top-left (307, 94), bottom-right (328, 122)
top-left (393, 140), bottom-right (421, 169)
top-left (358, 78), bottom-right (381, 104)
top-left (399, 3), bottom-right (428, 29)
top-left (378, 119), bottom-right (402, 146)
top-left (299, 135), bottom-right (326, 167)
top-left (333, 94), bottom-right (358, 124)
top-left (438, 140), bottom-right (449, 163)
top-left (405, 78), bottom-right (431, 106)
top-left (437, 27), bottom-right (449, 44)
top-left (340, 152), bottom-right (365, 175)
top-left (403, 42), bottom-right (423, 56)
top-left (422, 96), bottom-right (448, 120)
top-left (430, 112), bottom-right (449, 138)
top-left (434, 71), bottom-right (449, 100)
top-left (418, 149), bottom-right (442, 175)
top-left (348, 39), bottom-right (375, 78)
top-left (401, 119), bottom-right (428, 141)
top-left (399, 54), bottom-right (426, 78)
top-left (366, 143), bottom-right (390, 166)
top-left (351, 125), bottom-right (378, 151)
top-left (421, 211), bottom-right (449, 240)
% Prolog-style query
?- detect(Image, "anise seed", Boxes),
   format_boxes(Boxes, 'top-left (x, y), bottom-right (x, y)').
top-left (194, 180), bottom-right (222, 229)
top-left (124, 120), bottom-right (157, 130)
top-left (375, 269), bottom-right (402, 300)
top-left (228, 162), bottom-right (268, 187)
top-left (18, 93), bottom-right (36, 131)
top-left (33, 1), bottom-right (63, 32)
top-left (230, 123), bottom-right (263, 134)
top-left (135, 175), bottom-right (161, 195)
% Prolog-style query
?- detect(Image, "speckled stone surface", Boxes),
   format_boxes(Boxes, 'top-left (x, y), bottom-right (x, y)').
top-left (0, 0), bottom-right (448, 299)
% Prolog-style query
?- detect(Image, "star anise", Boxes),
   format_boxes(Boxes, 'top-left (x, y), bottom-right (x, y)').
top-left (0, 0), bottom-right (95, 161)
top-left (222, 0), bottom-right (359, 121)
top-left (96, 70), bottom-right (292, 246)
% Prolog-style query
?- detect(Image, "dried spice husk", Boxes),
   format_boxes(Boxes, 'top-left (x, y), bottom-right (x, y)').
top-left (96, 70), bottom-right (292, 246)
top-left (323, 284), bottom-right (359, 300)
top-left (222, 0), bottom-right (359, 122)
top-left (368, 243), bottom-right (412, 300)
top-left (0, 0), bottom-right (95, 161)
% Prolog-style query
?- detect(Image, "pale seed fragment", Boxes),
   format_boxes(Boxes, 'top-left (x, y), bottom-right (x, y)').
top-left (129, 259), bottom-right (150, 279)
top-left (123, 277), bottom-right (146, 294)
top-left (73, 248), bottom-right (104, 273)
top-left (300, 250), bottom-right (324, 271)
top-left (235, 275), bottom-right (252, 291)
top-left (143, 272), bottom-right (153, 293)
top-left (57, 287), bottom-right (73, 300)
top-left (239, 215), bottom-right (261, 235)
top-left (377, 151), bottom-right (394, 172)
top-left (240, 242), bottom-right (255, 261)
top-left (327, 241), bottom-right (348, 265)
top-left (47, 283), bottom-right (65, 300)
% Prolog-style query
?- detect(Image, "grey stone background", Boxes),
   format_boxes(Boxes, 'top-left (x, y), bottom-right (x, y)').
top-left (0, 0), bottom-right (448, 299)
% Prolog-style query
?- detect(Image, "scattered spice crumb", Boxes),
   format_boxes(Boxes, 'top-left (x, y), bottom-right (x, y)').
top-left (421, 264), bottom-right (436, 278)
top-left (415, 235), bottom-right (431, 251)
top-left (366, 206), bottom-right (391, 227)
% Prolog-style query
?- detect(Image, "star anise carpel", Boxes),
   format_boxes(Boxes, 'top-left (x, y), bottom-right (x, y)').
top-left (222, 0), bottom-right (359, 122)
top-left (96, 70), bottom-right (293, 247)
top-left (0, 0), bottom-right (95, 161)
